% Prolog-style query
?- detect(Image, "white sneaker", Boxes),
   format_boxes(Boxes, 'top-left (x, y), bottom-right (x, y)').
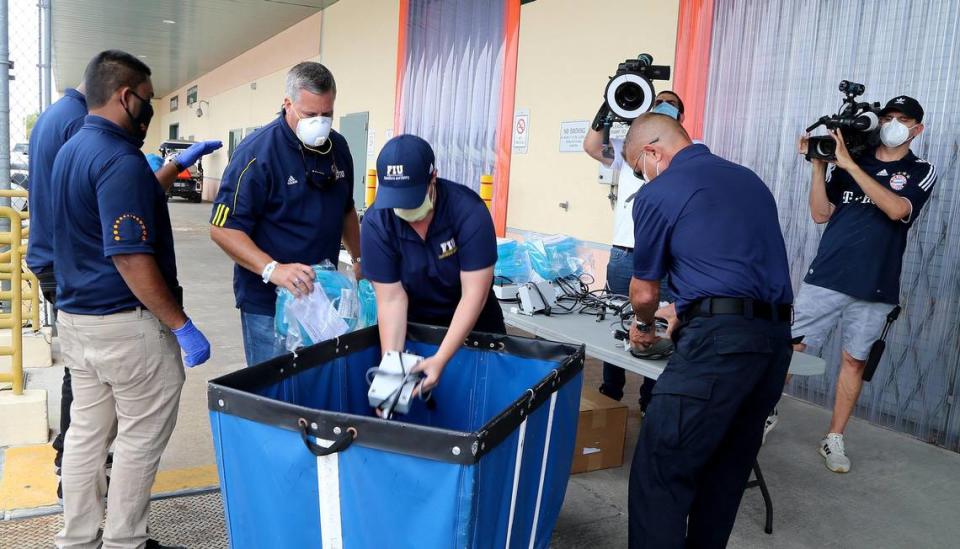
top-left (819, 433), bottom-right (851, 473)
top-left (762, 408), bottom-right (779, 445)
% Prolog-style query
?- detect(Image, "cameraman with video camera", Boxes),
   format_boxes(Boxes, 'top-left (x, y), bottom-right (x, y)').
top-left (581, 54), bottom-right (680, 409)
top-left (791, 95), bottom-right (937, 473)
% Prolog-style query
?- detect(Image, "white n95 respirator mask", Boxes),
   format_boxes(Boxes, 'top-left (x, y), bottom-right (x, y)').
top-left (879, 119), bottom-right (915, 148)
top-left (296, 115), bottom-right (333, 148)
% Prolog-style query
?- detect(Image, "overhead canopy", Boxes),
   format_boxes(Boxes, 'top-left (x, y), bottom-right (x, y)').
top-left (51, 0), bottom-right (338, 96)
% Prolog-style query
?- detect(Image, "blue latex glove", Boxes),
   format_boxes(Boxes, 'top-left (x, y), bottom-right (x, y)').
top-left (176, 140), bottom-right (223, 169)
top-left (172, 318), bottom-right (211, 368)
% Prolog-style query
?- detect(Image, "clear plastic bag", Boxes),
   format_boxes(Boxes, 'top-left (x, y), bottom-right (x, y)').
top-left (274, 261), bottom-right (378, 351)
top-left (494, 237), bottom-right (531, 284)
top-left (523, 235), bottom-right (586, 281)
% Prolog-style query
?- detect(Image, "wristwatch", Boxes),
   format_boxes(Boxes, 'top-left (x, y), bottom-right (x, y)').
top-left (171, 153), bottom-right (186, 173)
top-left (634, 318), bottom-right (655, 333)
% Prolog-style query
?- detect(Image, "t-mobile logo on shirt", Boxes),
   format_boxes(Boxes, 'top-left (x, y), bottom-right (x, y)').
top-left (841, 191), bottom-right (872, 205)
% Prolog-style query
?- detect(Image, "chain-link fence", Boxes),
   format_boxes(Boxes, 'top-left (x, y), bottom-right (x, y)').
top-left (2, 0), bottom-right (48, 323)
top-left (5, 0), bottom-right (43, 190)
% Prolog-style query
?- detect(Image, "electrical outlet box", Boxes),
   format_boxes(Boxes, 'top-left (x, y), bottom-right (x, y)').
top-left (518, 281), bottom-right (558, 315)
top-left (368, 351), bottom-right (424, 415)
top-left (493, 283), bottom-right (520, 301)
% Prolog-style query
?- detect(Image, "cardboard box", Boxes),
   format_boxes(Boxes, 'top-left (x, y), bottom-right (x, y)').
top-left (571, 388), bottom-right (628, 474)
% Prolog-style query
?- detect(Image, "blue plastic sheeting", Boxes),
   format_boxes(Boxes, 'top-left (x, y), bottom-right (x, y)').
top-left (210, 336), bottom-right (582, 548)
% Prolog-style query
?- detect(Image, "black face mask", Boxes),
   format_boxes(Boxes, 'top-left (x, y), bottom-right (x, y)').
top-left (123, 90), bottom-right (154, 141)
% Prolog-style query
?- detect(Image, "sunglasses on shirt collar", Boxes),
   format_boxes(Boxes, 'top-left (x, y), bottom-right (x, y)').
top-left (298, 145), bottom-right (339, 190)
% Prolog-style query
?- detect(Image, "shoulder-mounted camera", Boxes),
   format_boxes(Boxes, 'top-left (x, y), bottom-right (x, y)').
top-left (805, 80), bottom-right (882, 162)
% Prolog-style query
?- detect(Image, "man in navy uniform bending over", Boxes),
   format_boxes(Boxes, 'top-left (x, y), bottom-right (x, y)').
top-left (624, 113), bottom-right (793, 548)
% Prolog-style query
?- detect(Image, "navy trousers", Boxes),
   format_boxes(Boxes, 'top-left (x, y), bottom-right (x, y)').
top-left (628, 314), bottom-right (791, 549)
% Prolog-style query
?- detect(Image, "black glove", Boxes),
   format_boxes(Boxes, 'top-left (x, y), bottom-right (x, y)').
top-left (591, 102), bottom-right (611, 132)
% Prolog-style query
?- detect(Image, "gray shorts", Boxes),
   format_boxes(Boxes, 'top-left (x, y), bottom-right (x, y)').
top-left (791, 283), bottom-right (895, 361)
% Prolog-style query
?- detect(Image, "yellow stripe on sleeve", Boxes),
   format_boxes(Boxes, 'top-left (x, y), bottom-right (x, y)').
top-left (217, 205), bottom-right (231, 227)
top-left (211, 204), bottom-right (224, 227)
top-left (232, 157), bottom-right (257, 213)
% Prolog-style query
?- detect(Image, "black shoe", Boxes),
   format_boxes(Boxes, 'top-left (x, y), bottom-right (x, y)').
top-left (598, 385), bottom-right (624, 402)
top-left (145, 539), bottom-right (187, 549)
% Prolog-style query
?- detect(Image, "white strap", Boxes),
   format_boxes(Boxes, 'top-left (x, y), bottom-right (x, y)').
top-left (504, 417), bottom-right (528, 548)
top-left (315, 436), bottom-right (343, 549)
top-left (529, 393), bottom-right (557, 548)
top-left (261, 260), bottom-right (278, 284)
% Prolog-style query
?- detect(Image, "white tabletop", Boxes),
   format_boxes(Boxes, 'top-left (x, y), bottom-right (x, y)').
top-left (501, 304), bottom-right (826, 380)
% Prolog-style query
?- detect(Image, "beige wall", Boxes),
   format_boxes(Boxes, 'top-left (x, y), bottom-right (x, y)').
top-left (145, 1), bottom-right (400, 201)
top-left (508, 0), bottom-right (680, 245)
top-left (318, 0), bottom-right (400, 177)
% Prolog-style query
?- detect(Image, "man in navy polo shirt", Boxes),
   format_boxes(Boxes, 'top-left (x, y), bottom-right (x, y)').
top-left (51, 50), bottom-right (209, 549)
top-left (361, 135), bottom-right (503, 394)
top-left (26, 54), bottom-right (221, 500)
top-left (787, 96), bottom-right (937, 473)
top-left (210, 62), bottom-right (359, 366)
top-left (624, 113), bottom-right (793, 548)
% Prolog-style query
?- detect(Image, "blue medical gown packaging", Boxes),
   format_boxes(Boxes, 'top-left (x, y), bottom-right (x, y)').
top-left (208, 324), bottom-right (585, 548)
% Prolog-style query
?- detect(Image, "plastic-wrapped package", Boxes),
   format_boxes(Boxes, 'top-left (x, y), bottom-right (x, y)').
top-left (274, 261), bottom-right (378, 351)
top-left (494, 237), bottom-right (531, 284)
top-left (357, 279), bottom-right (378, 329)
top-left (523, 235), bottom-right (586, 281)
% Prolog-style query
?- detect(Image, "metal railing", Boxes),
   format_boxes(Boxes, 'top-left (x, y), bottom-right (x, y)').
top-left (0, 189), bottom-right (40, 395)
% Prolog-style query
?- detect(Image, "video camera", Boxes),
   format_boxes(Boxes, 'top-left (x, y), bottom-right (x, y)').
top-left (805, 80), bottom-right (882, 162)
top-left (603, 54), bottom-right (671, 122)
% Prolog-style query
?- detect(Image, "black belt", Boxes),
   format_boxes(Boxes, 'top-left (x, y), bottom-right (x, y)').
top-left (683, 297), bottom-right (792, 323)
top-left (612, 245), bottom-right (633, 253)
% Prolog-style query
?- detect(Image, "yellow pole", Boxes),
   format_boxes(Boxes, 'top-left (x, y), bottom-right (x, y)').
top-left (480, 174), bottom-right (494, 210)
top-left (0, 206), bottom-right (24, 395)
top-left (365, 169), bottom-right (378, 208)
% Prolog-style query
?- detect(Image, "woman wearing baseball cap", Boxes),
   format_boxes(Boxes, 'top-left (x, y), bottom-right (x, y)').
top-left (361, 135), bottom-right (505, 393)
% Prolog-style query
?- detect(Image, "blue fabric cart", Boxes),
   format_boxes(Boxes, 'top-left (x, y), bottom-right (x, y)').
top-left (208, 324), bottom-right (585, 548)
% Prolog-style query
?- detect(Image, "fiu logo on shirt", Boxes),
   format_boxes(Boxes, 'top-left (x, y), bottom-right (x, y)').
top-left (889, 172), bottom-right (909, 191)
top-left (439, 238), bottom-right (458, 259)
top-left (112, 214), bottom-right (148, 242)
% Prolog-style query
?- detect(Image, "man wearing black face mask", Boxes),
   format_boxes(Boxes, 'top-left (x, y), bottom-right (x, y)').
top-left (50, 50), bottom-right (209, 549)
top-left (787, 96), bottom-right (937, 473)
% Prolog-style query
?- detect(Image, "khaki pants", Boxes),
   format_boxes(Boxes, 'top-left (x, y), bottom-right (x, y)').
top-left (55, 309), bottom-right (185, 549)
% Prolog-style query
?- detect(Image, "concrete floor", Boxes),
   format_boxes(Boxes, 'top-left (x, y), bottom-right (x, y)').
top-left (18, 201), bottom-right (960, 548)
